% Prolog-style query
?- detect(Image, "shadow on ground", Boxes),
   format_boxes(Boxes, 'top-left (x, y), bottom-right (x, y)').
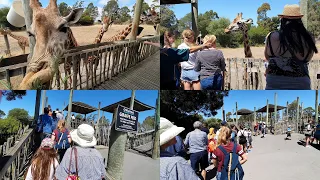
top-left (297, 140), bottom-right (320, 151)
top-left (206, 167), bottom-right (217, 180)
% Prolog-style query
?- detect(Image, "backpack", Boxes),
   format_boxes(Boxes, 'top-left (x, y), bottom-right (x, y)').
top-left (208, 139), bottom-right (216, 152)
top-left (54, 129), bottom-right (70, 150)
top-left (218, 144), bottom-right (244, 180)
top-left (238, 131), bottom-right (247, 145)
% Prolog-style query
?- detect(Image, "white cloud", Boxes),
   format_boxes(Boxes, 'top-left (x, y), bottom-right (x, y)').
top-left (96, 6), bottom-right (103, 21)
top-left (0, 0), bottom-right (11, 6)
top-left (98, 0), bottom-right (110, 6)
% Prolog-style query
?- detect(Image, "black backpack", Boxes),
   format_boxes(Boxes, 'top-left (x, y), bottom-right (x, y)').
top-left (239, 131), bottom-right (247, 145)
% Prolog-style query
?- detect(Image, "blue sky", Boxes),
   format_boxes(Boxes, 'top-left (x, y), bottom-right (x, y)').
top-left (214, 90), bottom-right (318, 120)
top-left (169, 0), bottom-right (300, 24)
top-left (0, 90), bottom-right (158, 123)
top-left (0, 0), bottom-right (158, 19)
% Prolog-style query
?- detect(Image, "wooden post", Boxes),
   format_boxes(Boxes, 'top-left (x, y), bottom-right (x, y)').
top-left (300, 0), bottom-right (308, 29)
top-left (254, 107), bottom-right (256, 126)
top-left (152, 91), bottom-right (160, 159)
top-left (66, 90), bottom-right (73, 128)
top-left (274, 92), bottom-right (277, 126)
top-left (266, 99), bottom-right (269, 127)
top-left (221, 104), bottom-right (225, 122)
top-left (296, 97), bottom-right (300, 132)
top-left (286, 101), bottom-right (289, 122)
top-left (315, 90), bottom-right (319, 124)
top-left (41, 90), bottom-right (46, 114)
top-left (107, 90), bottom-right (135, 180)
top-left (191, 0), bottom-right (199, 36)
top-left (301, 102), bottom-right (304, 125)
top-left (98, 102), bottom-right (101, 123)
top-left (33, 90), bottom-right (41, 125)
top-left (232, 109), bottom-right (235, 124)
top-left (21, 0), bottom-right (36, 62)
top-left (130, 0), bottom-right (143, 40)
top-left (236, 102), bottom-right (238, 126)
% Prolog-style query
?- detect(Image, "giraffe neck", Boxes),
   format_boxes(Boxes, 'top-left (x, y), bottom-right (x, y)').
top-left (242, 25), bottom-right (252, 58)
top-left (94, 27), bottom-right (105, 44)
top-left (67, 28), bottom-right (78, 48)
top-left (106, 23), bottom-right (133, 42)
top-left (7, 32), bottom-right (22, 41)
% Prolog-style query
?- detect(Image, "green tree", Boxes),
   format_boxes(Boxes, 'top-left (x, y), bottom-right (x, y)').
top-left (177, 13), bottom-right (192, 33)
top-left (159, 6), bottom-right (178, 33)
top-left (198, 10), bottom-right (219, 36)
top-left (8, 108), bottom-right (29, 125)
top-left (161, 91), bottom-right (228, 138)
top-left (118, 6), bottom-right (131, 23)
top-left (307, 0), bottom-right (320, 37)
top-left (0, 116), bottom-right (21, 134)
top-left (205, 117), bottom-right (222, 130)
top-left (248, 26), bottom-right (269, 45)
top-left (142, 116), bottom-right (155, 130)
top-left (72, 0), bottom-right (84, 9)
top-left (257, 3), bottom-right (271, 28)
top-left (85, 2), bottom-right (99, 20)
top-left (58, 2), bottom-right (71, 17)
top-left (304, 107), bottom-right (315, 117)
top-left (102, 0), bottom-right (119, 21)
top-left (226, 112), bottom-right (232, 122)
top-left (132, 2), bottom-right (150, 14)
top-left (1, 90), bottom-right (27, 101)
top-left (75, 114), bottom-right (83, 119)
top-left (0, 109), bottom-right (5, 119)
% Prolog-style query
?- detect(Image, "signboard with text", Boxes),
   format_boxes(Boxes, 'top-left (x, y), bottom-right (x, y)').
top-left (115, 105), bottom-right (139, 133)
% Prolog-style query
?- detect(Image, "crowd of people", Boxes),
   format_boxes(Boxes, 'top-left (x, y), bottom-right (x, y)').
top-left (160, 118), bottom-right (249, 180)
top-left (156, 4), bottom-right (318, 90)
top-left (26, 106), bottom-right (106, 180)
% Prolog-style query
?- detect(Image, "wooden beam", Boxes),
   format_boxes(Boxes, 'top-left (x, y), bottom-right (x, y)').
top-left (191, 0), bottom-right (199, 36)
top-left (130, 0), bottom-right (143, 40)
top-left (21, 0), bottom-right (36, 62)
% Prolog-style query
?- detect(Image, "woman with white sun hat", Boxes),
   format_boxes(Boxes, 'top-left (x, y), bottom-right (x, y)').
top-left (264, 4), bottom-right (318, 90)
top-left (55, 124), bottom-right (107, 179)
top-left (160, 117), bottom-right (201, 180)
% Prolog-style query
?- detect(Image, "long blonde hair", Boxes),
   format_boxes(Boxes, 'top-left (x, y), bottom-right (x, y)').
top-left (182, 29), bottom-right (196, 47)
top-left (57, 120), bottom-right (66, 132)
top-left (217, 126), bottom-right (232, 146)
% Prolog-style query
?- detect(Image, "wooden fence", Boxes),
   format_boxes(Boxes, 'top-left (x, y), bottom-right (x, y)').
top-left (126, 130), bottom-right (155, 150)
top-left (223, 58), bottom-right (320, 90)
top-left (0, 126), bottom-right (34, 180)
top-left (0, 36), bottom-right (159, 89)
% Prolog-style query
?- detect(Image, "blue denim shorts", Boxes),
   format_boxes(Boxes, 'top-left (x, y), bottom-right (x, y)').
top-left (180, 69), bottom-right (200, 83)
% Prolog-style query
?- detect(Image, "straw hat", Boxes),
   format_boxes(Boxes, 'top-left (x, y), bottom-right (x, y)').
top-left (160, 117), bottom-right (185, 146)
top-left (278, 4), bottom-right (303, 19)
top-left (70, 124), bottom-right (97, 148)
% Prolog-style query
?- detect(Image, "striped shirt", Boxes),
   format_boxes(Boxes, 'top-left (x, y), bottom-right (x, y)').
top-left (160, 151), bottom-right (200, 180)
top-left (184, 129), bottom-right (208, 153)
top-left (55, 146), bottom-right (106, 180)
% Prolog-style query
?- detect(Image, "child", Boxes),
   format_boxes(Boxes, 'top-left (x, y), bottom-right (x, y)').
top-left (285, 125), bottom-right (291, 140)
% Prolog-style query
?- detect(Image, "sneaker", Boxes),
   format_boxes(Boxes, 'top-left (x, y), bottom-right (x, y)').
top-left (306, 145), bottom-right (311, 148)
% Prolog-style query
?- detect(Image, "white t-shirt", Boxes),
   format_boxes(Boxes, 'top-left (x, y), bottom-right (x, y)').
top-left (178, 43), bottom-right (198, 70)
top-left (25, 159), bottom-right (59, 180)
top-left (237, 130), bottom-right (248, 137)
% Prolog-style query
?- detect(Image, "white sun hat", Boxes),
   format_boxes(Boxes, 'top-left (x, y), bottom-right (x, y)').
top-left (160, 117), bottom-right (185, 146)
top-left (278, 4), bottom-right (303, 19)
top-left (70, 124), bottom-right (97, 148)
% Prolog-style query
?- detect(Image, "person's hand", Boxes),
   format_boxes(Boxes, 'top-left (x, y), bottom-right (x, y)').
top-left (202, 42), bottom-right (212, 49)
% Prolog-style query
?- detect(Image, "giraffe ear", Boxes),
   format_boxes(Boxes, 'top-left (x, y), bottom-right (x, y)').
top-left (63, 8), bottom-right (84, 25)
top-left (97, 20), bottom-right (102, 24)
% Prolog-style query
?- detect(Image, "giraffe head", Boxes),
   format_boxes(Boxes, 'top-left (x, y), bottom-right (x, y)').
top-left (19, 0), bottom-right (84, 89)
top-left (225, 13), bottom-right (253, 33)
top-left (98, 16), bottom-right (113, 32)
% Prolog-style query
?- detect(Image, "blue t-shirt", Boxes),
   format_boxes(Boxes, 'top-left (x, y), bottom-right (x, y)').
top-left (287, 127), bottom-right (291, 132)
top-left (41, 114), bottom-right (53, 134)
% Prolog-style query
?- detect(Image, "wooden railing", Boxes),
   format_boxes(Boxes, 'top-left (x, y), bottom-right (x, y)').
top-left (126, 130), bottom-right (155, 150)
top-left (0, 36), bottom-right (159, 89)
top-left (0, 126), bottom-right (34, 180)
top-left (224, 58), bottom-right (320, 90)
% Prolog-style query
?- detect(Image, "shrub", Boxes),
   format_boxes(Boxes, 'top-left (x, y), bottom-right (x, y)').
top-left (78, 15), bottom-right (94, 26)
top-left (248, 26), bottom-right (269, 46)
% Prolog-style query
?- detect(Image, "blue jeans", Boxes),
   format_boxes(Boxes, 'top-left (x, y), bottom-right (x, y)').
top-left (216, 172), bottom-right (221, 180)
top-left (190, 150), bottom-right (208, 172)
top-left (201, 74), bottom-right (223, 90)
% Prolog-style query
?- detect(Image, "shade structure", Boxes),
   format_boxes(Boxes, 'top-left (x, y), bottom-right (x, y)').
top-left (101, 98), bottom-right (155, 113)
top-left (233, 108), bottom-right (254, 115)
top-left (63, 101), bottom-right (98, 114)
top-left (256, 104), bottom-right (286, 113)
top-left (161, 0), bottom-right (191, 4)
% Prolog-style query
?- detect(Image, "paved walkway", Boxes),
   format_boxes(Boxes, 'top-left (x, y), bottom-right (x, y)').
top-left (206, 133), bottom-right (320, 180)
top-left (95, 145), bottom-right (159, 180)
top-left (94, 51), bottom-right (160, 90)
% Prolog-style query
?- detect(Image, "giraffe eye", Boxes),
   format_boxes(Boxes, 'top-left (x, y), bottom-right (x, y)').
top-left (27, 31), bottom-right (35, 37)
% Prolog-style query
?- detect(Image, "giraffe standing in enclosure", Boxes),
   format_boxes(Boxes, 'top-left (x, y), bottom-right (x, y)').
top-left (86, 16), bottom-right (113, 78)
top-left (225, 13), bottom-right (259, 89)
top-left (19, 0), bottom-right (84, 89)
top-left (0, 28), bottom-right (11, 57)
top-left (0, 28), bottom-right (29, 54)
